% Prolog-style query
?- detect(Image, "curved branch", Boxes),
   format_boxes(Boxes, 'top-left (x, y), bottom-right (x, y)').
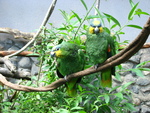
top-left (0, 17), bottom-right (149, 92)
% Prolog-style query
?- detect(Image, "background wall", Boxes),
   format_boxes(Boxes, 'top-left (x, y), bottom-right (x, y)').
top-left (0, 0), bottom-right (150, 42)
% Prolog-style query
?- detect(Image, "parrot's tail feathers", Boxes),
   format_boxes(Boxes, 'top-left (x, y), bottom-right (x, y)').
top-left (66, 86), bottom-right (77, 97)
top-left (100, 69), bottom-right (112, 88)
top-left (100, 79), bottom-right (112, 88)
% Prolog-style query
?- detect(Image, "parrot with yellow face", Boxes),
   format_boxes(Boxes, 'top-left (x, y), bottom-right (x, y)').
top-left (86, 19), bottom-right (116, 88)
top-left (51, 42), bottom-right (85, 96)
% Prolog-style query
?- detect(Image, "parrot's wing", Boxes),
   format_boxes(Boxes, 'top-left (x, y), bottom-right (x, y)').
top-left (107, 35), bottom-right (116, 76)
top-left (56, 70), bottom-right (64, 78)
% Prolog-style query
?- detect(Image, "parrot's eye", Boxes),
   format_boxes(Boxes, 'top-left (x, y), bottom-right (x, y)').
top-left (55, 48), bottom-right (60, 51)
top-left (97, 24), bottom-right (101, 27)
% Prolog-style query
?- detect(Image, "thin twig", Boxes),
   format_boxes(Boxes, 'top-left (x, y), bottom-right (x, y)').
top-left (95, 0), bottom-right (100, 15)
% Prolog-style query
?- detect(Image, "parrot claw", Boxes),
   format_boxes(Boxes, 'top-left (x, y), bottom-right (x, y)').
top-left (94, 64), bottom-right (99, 69)
top-left (64, 76), bottom-right (68, 81)
top-left (94, 64), bottom-right (102, 70)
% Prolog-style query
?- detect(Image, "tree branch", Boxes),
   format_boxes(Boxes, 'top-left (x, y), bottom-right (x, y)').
top-left (0, 17), bottom-right (149, 92)
top-left (0, 28), bottom-right (34, 40)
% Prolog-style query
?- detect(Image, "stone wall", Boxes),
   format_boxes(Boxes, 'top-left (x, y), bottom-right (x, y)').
top-left (112, 48), bottom-right (150, 113)
top-left (0, 33), bottom-right (39, 78)
top-left (1, 33), bottom-right (150, 112)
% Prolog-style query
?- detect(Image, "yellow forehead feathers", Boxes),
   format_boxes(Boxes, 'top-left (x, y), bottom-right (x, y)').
top-left (92, 20), bottom-right (101, 26)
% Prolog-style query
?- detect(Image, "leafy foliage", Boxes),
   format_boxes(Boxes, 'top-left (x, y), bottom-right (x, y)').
top-left (1, 0), bottom-right (149, 112)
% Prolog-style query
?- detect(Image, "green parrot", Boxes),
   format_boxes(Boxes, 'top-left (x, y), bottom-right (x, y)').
top-left (51, 42), bottom-right (85, 97)
top-left (86, 19), bottom-right (116, 88)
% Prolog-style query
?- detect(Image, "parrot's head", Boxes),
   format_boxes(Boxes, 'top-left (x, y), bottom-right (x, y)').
top-left (89, 20), bottom-right (103, 34)
top-left (50, 42), bottom-right (78, 58)
top-left (50, 44), bottom-right (63, 58)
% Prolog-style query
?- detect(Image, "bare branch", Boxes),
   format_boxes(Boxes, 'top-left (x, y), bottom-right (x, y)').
top-left (0, 28), bottom-right (34, 40)
top-left (0, 17), bottom-right (149, 92)
top-left (0, 51), bottom-right (39, 57)
top-left (95, 0), bottom-right (100, 15)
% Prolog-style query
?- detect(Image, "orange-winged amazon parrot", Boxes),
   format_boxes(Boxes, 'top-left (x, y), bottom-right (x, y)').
top-left (51, 42), bottom-right (85, 96)
top-left (86, 19), bottom-right (116, 88)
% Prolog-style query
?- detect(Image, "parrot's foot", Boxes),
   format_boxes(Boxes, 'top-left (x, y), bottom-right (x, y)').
top-left (64, 76), bottom-right (68, 81)
top-left (94, 64), bottom-right (100, 69)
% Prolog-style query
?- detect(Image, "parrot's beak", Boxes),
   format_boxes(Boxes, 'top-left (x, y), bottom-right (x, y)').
top-left (94, 26), bottom-right (100, 34)
top-left (50, 51), bottom-right (56, 57)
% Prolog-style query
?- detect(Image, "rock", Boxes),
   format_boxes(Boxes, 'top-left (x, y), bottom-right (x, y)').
top-left (119, 62), bottom-right (134, 76)
top-left (143, 71), bottom-right (150, 76)
top-left (30, 57), bottom-right (40, 65)
top-left (18, 68), bottom-right (31, 73)
top-left (133, 98), bottom-right (141, 105)
top-left (4, 38), bottom-right (14, 49)
top-left (129, 54), bottom-right (140, 64)
top-left (14, 41), bottom-right (25, 49)
top-left (31, 63), bottom-right (39, 76)
top-left (146, 102), bottom-right (150, 107)
top-left (136, 77), bottom-right (150, 86)
top-left (141, 105), bottom-right (150, 113)
top-left (8, 45), bottom-right (20, 50)
top-left (112, 76), bottom-right (123, 83)
top-left (140, 85), bottom-right (150, 93)
top-left (18, 57), bottom-right (32, 69)
top-left (139, 48), bottom-right (150, 55)
top-left (124, 73), bottom-right (136, 83)
top-left (140, 54), bottom-right (150, 68)
top-left (132, 85), bottom-right (139, 94)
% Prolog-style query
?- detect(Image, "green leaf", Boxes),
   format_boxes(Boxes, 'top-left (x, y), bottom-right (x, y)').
top-left (103, 13), bottom-right (121, 27)
top-left (27, 53), bottom-right (39, 56)
top-left (140, 68), bottom-right (150, 71)
top-left (71, 11), bottom-right (81, 23)
top-left (78, 111), bottom-right (86, 113)
top-left (129, 0), bottom-right (135, 7)
top-left (71, 106), bottom-right (83, 111)
top-left (86, 15), bottom-right (100, 19)
top-left (104, 94), bottom-right (110, 104)
top-left (126, 24), bottom-right (142, 29)
top-left (120, 81), bottom-right (134, 91)
top-left (125, 103), bottom-right (136, 111)
top-left (128, 2), bottom-right (139, 20)
top-left (36, 94), bottom-right (41, 100)
top-left (114, 72), bottom-right (121, 81)
top-left (110, 24), bottom-right (118, 29)
top-left (109, 85), bottom-right (120, 93)
top-left (115, 92), bottom-right (123, 99)
top-left (132, 69), bottom-right (144, 77)
top-left (136, 61), bottom-right (150, 68)
top-left (80, 0), bottom-right (88, 11)
top-left (135, 11), bottom-right (150, 16)
top-left (78, 85), bottom-right (83, 92)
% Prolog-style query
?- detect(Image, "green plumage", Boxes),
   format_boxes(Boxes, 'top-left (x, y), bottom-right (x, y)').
top-left (51, 42), bottom-right (85, 96)
top-left (86, 21), bottom-right (115, 88)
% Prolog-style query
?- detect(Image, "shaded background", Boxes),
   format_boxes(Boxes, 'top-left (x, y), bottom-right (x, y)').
top-left (0, 0), bottom-right (149, 42)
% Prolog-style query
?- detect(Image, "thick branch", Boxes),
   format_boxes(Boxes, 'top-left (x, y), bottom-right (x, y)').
top-left (0, 51), bottom-right (39, 57)
top-left (0, 28), bottom-right (34, 40)
top-left (0, 17), bottom-right (149, 92)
